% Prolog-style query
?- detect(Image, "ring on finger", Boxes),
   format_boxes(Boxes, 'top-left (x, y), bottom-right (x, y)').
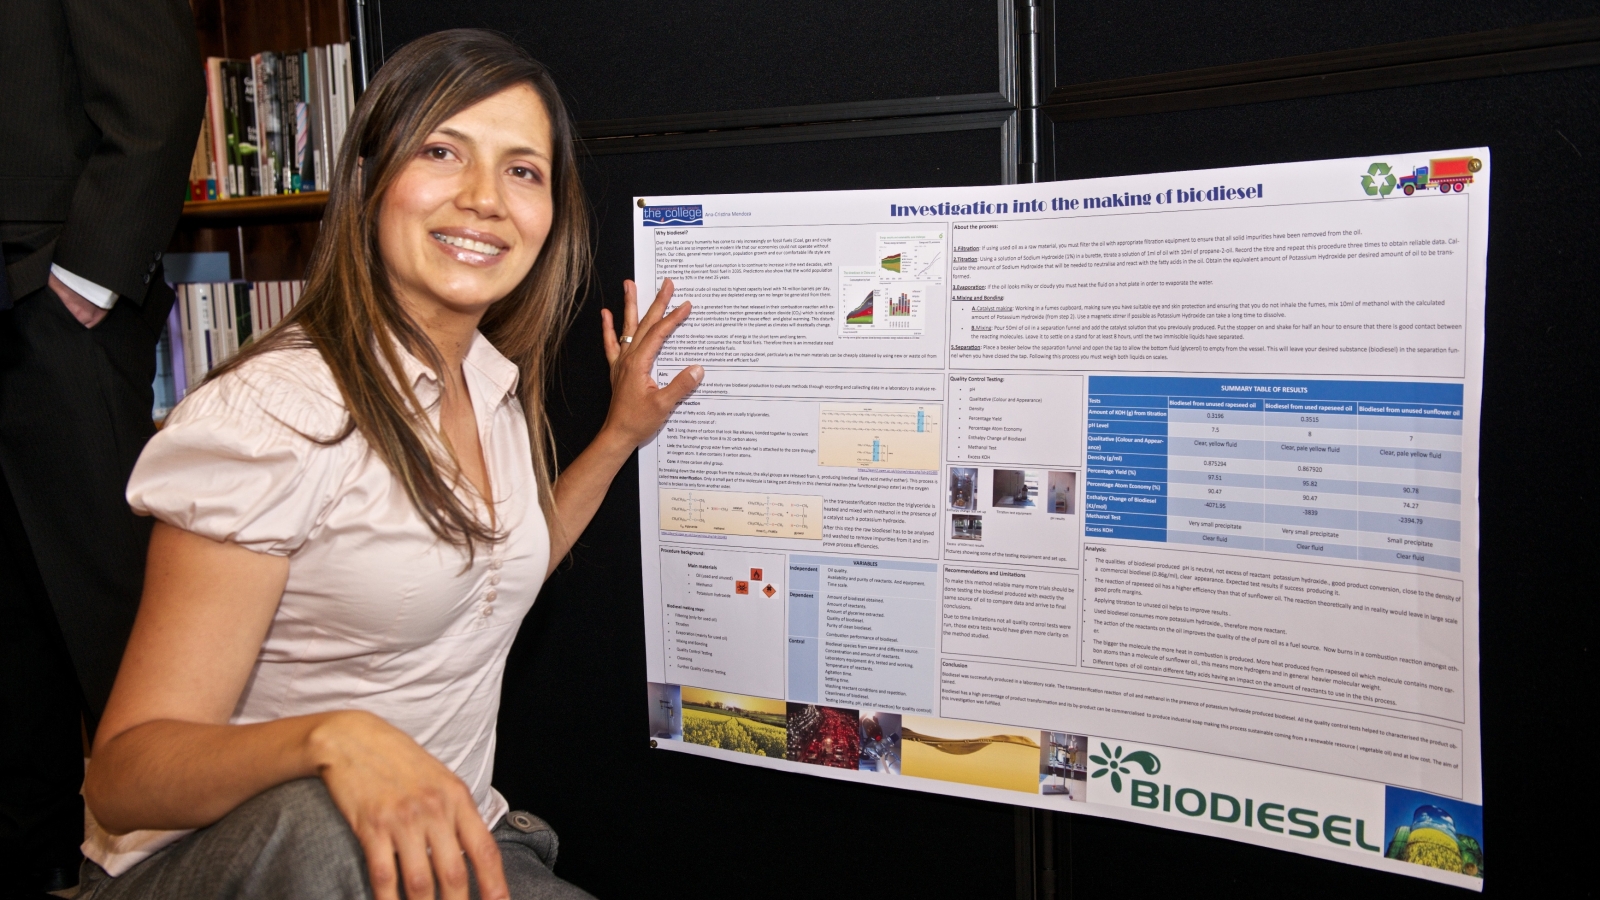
top-left (621, 335), bottom-right (633, 344)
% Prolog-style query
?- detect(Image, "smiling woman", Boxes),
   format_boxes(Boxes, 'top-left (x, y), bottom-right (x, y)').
top-left (375, 82), bottom-right (561, 533)
top-left (75, 30), bottom-right (702, 900)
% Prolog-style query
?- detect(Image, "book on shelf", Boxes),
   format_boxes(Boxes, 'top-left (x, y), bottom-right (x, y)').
top-left (190, 43), bottom-right (353, 201)
top-left (251, 52), bottom-right (277, 196)
top-left (202, 58), bottom-right (230, 200)
top-left (153, 305), bottom-right (183, 421)
top-left (188, 115), bottom-right (218, 201)
top-left (233, 59), bottom-right (262, 197)
top-left (155, 280), bottom-right (306, 417)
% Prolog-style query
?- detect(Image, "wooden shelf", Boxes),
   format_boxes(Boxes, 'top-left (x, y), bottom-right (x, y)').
top-left (180, 192), bottom-right (329, 227)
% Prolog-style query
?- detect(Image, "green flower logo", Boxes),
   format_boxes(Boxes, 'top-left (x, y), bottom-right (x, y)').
top-left (1361, 162), bottom-right (1396, 197)
top-left (1089, 743), bottom-right (1162, 793)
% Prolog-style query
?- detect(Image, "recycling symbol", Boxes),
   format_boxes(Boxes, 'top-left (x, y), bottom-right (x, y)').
top-left (1361, 162), bottom-right (1396, 197)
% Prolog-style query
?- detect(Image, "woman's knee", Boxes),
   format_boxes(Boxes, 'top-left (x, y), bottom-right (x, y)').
top-left (83, 780), bottom-right (371, 900)
top-left (219, 778), bottom-right (370, 895)
top-left (242, 779), bottom-right (350, 837)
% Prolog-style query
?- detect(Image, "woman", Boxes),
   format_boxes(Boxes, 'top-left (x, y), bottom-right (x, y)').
top-left (78, 30), bottom-right (699, 900)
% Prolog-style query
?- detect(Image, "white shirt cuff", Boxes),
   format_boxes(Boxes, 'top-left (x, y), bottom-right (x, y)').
top-left (50, 264), bottom-right (119, 310)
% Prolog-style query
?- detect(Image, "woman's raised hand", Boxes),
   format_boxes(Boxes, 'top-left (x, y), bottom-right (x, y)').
top-left (600, 278), bottom-right (703, 448)
top-left (310, 710), bottom-right (508, 900)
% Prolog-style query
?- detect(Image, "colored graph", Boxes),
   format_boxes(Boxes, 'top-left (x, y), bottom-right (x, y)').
top-left (889, 292), bottom-right (911, 316)
top-left (846, 291), bottom-right (875, 324)
top-left (876, 231), bottom-right (945, 284)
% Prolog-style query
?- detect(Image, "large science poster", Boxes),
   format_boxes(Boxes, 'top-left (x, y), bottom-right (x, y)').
top-left (635, 151), bottom-right (1487, 889)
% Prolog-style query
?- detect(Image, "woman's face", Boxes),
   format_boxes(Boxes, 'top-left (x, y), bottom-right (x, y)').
top-left (378, 84), bottom-right (554, 323)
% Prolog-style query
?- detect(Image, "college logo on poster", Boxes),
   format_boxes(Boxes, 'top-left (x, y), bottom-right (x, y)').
top-left (640, 204), bottom-right (703, 225)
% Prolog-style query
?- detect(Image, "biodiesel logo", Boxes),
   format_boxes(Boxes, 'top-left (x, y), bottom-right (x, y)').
top-left (1361, 162), bottom-right (1397, 197)
top-left (1089, 743), bottom-right (1161, 793)
top-left (1097, 744), bottom-right (1383, 854)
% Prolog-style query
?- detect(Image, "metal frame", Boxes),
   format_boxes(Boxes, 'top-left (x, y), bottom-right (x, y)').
top-left (582, 108), bottom-right (1020, 187)
top-left (577, 93), bottom-right (1016, 142)
top-left (346, 0), bottom-right (384, 92)
top-left (1015, 0), bottom-right (1055, 184)
top-left (998, 109), bottom-right (1021, 186)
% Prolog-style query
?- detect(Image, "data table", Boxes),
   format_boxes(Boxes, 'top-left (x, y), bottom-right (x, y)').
top-left (1086, 377), bottom-right (1464, 572)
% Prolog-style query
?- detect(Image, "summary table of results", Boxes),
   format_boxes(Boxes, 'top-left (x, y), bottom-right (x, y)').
top-left (1086, 377), bottom-right (1464, 572)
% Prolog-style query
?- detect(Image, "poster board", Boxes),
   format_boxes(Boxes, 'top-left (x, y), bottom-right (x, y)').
top-left (636, 151), bottom-right (1487, 889)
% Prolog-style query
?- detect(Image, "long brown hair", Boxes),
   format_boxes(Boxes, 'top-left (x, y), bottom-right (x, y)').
top-left (208, 29), bottom-right (590, 554)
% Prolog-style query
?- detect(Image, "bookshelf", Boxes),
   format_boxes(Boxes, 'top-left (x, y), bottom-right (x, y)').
top-left (170, 0), bottom-right (349, 282)
top-left (180, 191), bottom-right (328, 226)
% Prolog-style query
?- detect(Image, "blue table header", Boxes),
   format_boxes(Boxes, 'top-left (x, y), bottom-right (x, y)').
top-left (1089, 376), bottom-right (1463, 406)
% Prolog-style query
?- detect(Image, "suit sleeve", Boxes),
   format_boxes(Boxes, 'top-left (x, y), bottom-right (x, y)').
top-left (51, 0), bottom-right (204, 304)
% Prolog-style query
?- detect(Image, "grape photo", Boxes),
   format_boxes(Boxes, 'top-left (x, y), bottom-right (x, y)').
top-left (786, 704), bottom-right (860, 769)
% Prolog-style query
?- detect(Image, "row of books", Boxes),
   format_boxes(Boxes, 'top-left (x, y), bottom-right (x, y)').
top-left (154, 281), bottom-right (306, 418)
top-left (187, 44), bottom-right (355, 201)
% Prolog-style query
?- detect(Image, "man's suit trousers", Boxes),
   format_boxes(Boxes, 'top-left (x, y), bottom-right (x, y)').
top-left (0, 282), bottom-right (170, 866)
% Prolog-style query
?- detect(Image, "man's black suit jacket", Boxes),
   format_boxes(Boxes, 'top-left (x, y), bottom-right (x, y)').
top-left (0, 0), bottom-right (203, 718)
top-left (0, 0), bottom-right (204, 306)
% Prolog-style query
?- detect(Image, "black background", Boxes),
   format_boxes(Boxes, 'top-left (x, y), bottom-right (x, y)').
top-left (371, 1), bottom-right (1598, 895)
top-left (1055, 0), bottom-right (1596, 84)
top-left (378, 0), bottom-right (1005, 122)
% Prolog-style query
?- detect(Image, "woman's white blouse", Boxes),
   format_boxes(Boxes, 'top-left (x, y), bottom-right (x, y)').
top-left (87, 332), bottom-right (549, 876)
